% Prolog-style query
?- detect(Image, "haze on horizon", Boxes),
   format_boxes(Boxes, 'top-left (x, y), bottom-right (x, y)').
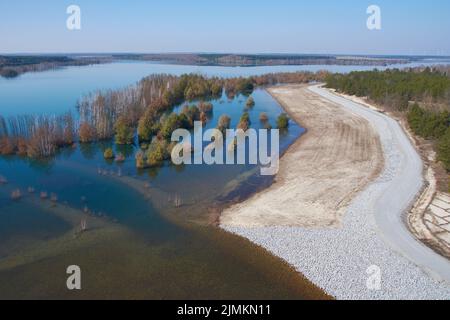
top-left (1, 0), bottom-right (449, 56)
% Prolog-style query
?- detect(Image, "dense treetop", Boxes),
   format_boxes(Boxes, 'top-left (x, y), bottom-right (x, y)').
top-left (326, 68), bottom-right (450, 110)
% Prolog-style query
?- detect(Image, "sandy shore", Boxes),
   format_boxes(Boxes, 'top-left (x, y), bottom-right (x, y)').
top-left (221, 85), bottom-right (383, 228)
top-left (221, 84), bottom-right (450, 299)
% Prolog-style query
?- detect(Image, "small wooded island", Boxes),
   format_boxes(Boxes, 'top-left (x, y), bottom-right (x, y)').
top-left (0, 72), bottom-right (322, 167)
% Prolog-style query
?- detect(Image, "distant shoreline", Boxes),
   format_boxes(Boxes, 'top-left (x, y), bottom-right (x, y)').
top-left (0, 53), bottom-right (420, 78)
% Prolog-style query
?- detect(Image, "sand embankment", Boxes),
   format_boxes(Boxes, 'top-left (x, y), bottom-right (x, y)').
top-left (221, 84), bottom-right (383, 228)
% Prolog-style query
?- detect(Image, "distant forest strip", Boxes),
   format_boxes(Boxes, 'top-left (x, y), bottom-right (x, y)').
top-left (0, 53), bottom-right (441, 78)
top-left (112, 53), bottom-right (409, 67)
top-left (0, 71), bottom-right (326, 164)
top-left (325, 67), bottom-right (450, 173)
top-left (0, 55), bottom-right (112, 78)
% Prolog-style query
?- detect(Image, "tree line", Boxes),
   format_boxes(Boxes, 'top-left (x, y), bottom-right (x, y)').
top-left (325, 68), bottom-right (450, 110)
top-left (326, 68), bottom-right (450, 172)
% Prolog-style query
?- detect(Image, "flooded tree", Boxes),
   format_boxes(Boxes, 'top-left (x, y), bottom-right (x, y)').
top-left (146, 139), bottom-right (168, 167)
top-left (199, 111), bottom-right (208, 124)
top-left (276, 113), bottom-right (290, 129)
top-left (198, 101), bottom-right (213, 115)
top-left (259, 112), bottom-right (269, 123)
top-left (62, 113), bottom-right (75, 145)
top-left (246, 96), bottom-right (255, 108)
top-left (237, 112), bottom-right (251, 131)
top-left (135, 150), bottom-right (146, 169)
top-left (138, 108), bottom-right (159, 142)
top-left (103, 147), bottom-right (114, 159)
top-left (161, 113), bottom-right (182, 139)
top-left (114, 115), bottom-right (134, 145)
top-left (217, 114), bottom-right (231, 133)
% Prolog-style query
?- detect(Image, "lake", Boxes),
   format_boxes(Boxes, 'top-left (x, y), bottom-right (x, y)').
top-left (1, 59), bottom-right (448, 116)
top-left (0, 60), bottom-right (447, 299)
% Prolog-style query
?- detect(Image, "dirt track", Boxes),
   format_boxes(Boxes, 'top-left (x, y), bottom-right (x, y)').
top-left (220, 85), bottom-right (383, 228)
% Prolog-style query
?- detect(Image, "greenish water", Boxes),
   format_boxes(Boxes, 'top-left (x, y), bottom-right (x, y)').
top-left (0, 62), bottom-right (329, 299)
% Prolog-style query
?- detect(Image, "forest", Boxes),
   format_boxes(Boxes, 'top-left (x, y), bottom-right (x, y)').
top-left (326, 68), bottom-right (450, 172)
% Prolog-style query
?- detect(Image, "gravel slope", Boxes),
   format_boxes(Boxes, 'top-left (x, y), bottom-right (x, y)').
top-left (222, 85), bottom-right (450, 299)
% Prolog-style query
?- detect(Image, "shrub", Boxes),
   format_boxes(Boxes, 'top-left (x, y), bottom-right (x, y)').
top-left (246, 96), bottom-right (255, 108)
top-left (217, 114), bottom-right (231, 133)
top-left (114, 116), bottom-right (134, 145)
top-left (135, 150), bottom-right (146, 169)
top-left (103, 147), bottom-right (114, 159)
top-left (276, 113), bottom-right (289, 129)
top-left (161, 113), bottom-right (181, 139)
top-left (138, 109), bottom-right (158, 142)
top-left (198, 102), bottom-right (213, 114)
top-left (79, 122), bottom-right (97, 143)
top-left (146, 140), bottom-right (168, 167)
top-left (240, 112), bottom-right (250, 124)
top-left (438, 128), bottom-right (450, 172)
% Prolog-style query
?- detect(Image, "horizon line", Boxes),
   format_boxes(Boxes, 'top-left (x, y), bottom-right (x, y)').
top-left (1, 52), bottom-right (450, 58)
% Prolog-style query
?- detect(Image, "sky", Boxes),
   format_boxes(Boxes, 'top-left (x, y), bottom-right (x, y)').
top-left (1, 0), bottom-right (449, 56)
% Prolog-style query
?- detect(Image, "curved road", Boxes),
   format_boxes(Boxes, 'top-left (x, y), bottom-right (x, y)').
top-left (310, 85), bottom-right (450, 284)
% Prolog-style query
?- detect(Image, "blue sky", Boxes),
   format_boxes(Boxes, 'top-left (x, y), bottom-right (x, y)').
top-left (1, 0), bottom-right (449, 55)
